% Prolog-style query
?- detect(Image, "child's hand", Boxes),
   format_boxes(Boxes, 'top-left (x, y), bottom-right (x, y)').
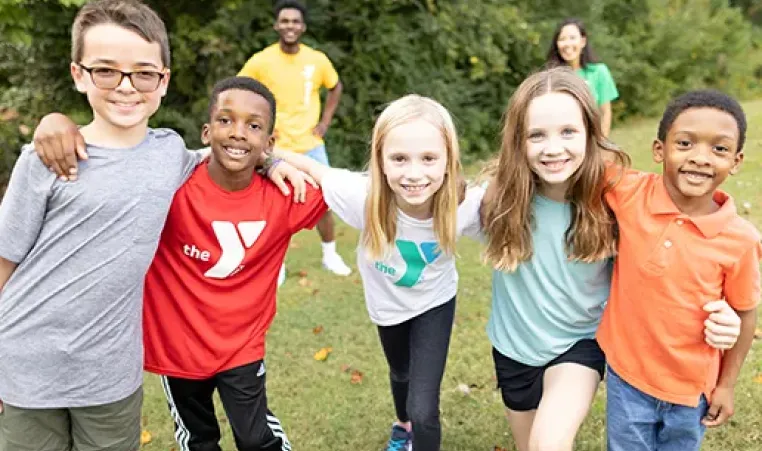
top-left (702, 385), bottom-right (735, 427)
top-left (268, 160), bottom-right (318, 203)
top-left (703, 300), bottom-right (741, 350)
top-left (33, 113), bottom-right (88, 181)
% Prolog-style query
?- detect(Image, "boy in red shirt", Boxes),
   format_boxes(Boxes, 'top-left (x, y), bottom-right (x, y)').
top-left (141, 76), bottom-right (325, 450)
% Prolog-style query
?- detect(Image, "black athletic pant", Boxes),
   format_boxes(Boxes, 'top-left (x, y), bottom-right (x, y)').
top-left (160, 361), bottom-right (291, 451)
top-left (377, 297), bottom-right (456, 451)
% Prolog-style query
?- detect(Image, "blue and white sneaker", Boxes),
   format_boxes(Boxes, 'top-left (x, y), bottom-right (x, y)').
top-left (384, 424), bottom-right (412, 451)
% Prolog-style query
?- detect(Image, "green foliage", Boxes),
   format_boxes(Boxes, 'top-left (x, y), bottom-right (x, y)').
top-left (0, 0), bottom-right (760, 188)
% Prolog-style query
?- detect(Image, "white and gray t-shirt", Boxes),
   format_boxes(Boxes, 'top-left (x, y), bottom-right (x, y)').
top-left (322, 169), bottom-right (484, 326)
top-left (0, 128), bottom-right (200, 409)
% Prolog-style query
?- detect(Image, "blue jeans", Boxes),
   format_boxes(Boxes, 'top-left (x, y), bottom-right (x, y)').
top-left (304, 144), bottom-right (330, 166)
top-left (606, 365), bottom-right (708, 451)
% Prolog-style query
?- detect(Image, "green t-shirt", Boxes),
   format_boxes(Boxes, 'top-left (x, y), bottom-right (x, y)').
top-left (577, 63), bottom-right (618, 106)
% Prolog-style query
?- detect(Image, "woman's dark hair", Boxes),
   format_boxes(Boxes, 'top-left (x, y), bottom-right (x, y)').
top-left (545, 18), bottom-right (599, 69)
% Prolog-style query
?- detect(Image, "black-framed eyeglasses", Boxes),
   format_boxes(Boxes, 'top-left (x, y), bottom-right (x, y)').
top-left (77, 63), bottom-right (166, 93)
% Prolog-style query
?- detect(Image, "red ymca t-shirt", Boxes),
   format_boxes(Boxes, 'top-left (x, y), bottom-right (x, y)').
top-left (143, 163), bottom-right (327, 379)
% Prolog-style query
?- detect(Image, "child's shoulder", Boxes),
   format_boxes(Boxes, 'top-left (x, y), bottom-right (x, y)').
top-left (725, 211), bottom-right (761, 248)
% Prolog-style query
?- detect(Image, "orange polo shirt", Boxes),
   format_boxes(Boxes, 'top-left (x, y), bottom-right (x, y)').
top-left (597, 168), bottom-right (761, 407)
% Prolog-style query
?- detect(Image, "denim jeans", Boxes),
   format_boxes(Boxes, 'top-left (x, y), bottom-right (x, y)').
top-left (606, 365), bottom-right (708, 451)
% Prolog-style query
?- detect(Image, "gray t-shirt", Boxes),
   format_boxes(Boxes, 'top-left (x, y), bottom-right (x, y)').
top-left (0, 128), bottom-right (200, 408)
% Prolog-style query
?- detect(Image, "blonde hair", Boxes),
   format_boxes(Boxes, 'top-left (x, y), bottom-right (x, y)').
top-left (482, 66), bottom-right (630, 272)
top-left (363, 94), bottom-right (462, 260)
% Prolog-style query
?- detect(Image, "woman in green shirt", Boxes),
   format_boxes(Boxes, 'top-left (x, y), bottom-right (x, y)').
top-left (546, 18), bottom-right (618, 137)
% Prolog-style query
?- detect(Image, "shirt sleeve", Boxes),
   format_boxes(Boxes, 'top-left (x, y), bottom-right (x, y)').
top-left (238, 53), bottom-right (262, 80)
top-left (320, 169), bottom-right (368, 230)
top-left (0, 146), bottom-right (56, 263)
top-left (319, 53), bottom-right (339, 90)
top-left (723, 238), bottom-right (762, 311)
top-left (458, 185), bottom-right (486, 239)
top-left (603, 165), bottom-right (650, 215)
top-left (596, 64), bottom-right (619, 105)
top-left (288, 184), bottom-right (329, 233)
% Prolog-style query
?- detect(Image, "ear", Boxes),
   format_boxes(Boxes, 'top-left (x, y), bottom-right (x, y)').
top-left (652, 139), bottom-right (665, 164)
top-left (730, 151), bottom-right (744, 176)
top-left (265, 131), bottom-right (275, 153)
top-left (201, 123), bottom-right (211, 146)
top-left (71, 62), bottom-right (88, 93)
top-left (580, 35), bottom-right (587, 49)
top-left (302, 23), bottom-right (308, 33)
top-left (158, 69), bottom-right (171, 98)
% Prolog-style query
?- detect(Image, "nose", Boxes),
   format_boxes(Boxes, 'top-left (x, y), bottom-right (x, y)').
top-left (229, 121), bottom-right (247, 140)
top-left (115, 73), bottom-right (137, 93)
top-left (688, 144), bottom-right (711, 166)
top-left (405, 161), bottom-right (424, 180)
top-left (544, 135), bottom-right (566, 156)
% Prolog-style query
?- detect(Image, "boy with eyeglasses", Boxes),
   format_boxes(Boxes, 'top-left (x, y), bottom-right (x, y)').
top-left (0, 1), bottom-right (202, 449)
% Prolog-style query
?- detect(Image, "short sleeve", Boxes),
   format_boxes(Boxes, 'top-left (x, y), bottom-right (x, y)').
top-left (238, 53), bottom-right (263, 80)
top-left (0, 146), bottom-right (56, 263)
top-left (603, 165), bottom-right (650, 215)
top-left (288, 184), bottom-right (329, 233)
top-left (458, 185), bottom-right (486, 239)
top-left (321, 169), bottom-right (368, 230)
top-left (180, 148), bottom-right (205, 185)
top-left (596, 64), bottom-right (619, 105)
top-left (319, 53), bottom-right (339, 90)
top-left (723, 239), bottom-right (762, 311)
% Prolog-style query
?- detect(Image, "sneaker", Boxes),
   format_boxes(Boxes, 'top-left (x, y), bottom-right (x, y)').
top-left (384, 424), bottom-right (412, 451)
top-left (277, 263), bottom-right (286, 287)
top-left (322, 252), bottom-right (352, 276)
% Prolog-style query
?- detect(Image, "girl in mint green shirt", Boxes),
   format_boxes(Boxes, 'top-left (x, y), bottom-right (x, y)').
top-left (546, 18), bottom-right (619, 137)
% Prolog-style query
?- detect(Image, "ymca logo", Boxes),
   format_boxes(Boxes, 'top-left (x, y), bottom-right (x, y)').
top-left (374, 240), bottom-right (441, 288)
top-left (302, 64), bottom-right (315, 106)
top-left (183, 221), bottom-right (266, 279)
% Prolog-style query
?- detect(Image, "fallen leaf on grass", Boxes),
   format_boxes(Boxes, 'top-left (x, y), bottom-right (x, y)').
top-left (140, 430), bottom-right (152, 445)
top-left (298, 270), bottom-right (308, 278)
top-left (754, 328), bottom-right (762, 339)
top-left (314, 347), bottom-right (332, 361)
top-left (753, 374), bottom-right (762, 384)
top-left (298, 277), bottom-right (312, 287)
top-left (457, 383), bottom-right (471, 395)
top-left (493, 447), bottom-right (508, 451)
top-left (313, 325), bottom-right (324, 335)
top-left (312, 288), bottom-right (320, 296)
top-left (340, 364), bottom-right (351, 373)
top-left (350, 369), bottom-right (364, 384)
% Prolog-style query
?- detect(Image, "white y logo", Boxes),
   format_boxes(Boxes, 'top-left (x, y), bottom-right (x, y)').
top-left (302, 65), bottom-right (315, 106)
top-left (205, 221), bottom-right (266, 279)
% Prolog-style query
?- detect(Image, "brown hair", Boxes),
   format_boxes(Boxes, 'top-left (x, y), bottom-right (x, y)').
top-left (71, 0), bottom-right (170, 67)
top-left (363, 94), bottom-right (462, 260)
top-left (481, 66), bottom-right (630, 272)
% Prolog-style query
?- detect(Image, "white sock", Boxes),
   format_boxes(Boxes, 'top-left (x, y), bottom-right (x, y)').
top-left (321, 241), bottom-right (337, 256)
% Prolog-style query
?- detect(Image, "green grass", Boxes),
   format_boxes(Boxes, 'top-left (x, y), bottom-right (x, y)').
top-left (141, 99), bottom-right (762, 450)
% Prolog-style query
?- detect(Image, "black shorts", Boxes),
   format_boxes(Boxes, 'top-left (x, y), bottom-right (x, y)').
top-left (492, 339), bottom-right (606, 411)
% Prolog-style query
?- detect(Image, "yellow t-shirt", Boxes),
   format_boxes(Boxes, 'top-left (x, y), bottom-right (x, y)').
top-left (239, 43), bottom-right (339, 153)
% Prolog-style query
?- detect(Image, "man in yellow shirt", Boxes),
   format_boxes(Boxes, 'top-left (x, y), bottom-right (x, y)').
top-left (240, 0), bottom-right (351, 283)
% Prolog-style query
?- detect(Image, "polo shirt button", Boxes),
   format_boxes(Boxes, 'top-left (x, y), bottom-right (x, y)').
top-left (676, 219), bottom-right (684, 225)
top-left (664, 240), bottom-right (673, 248)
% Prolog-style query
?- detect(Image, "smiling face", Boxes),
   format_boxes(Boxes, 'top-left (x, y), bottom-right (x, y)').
top-left (556, 23), bottom-right (586, 67)
top-left (274, 7), bottom-right (306, 46)
top-left (202, 89), bottom-right (274, 175)
top-left (381, 118), bottom-right (448, 218)
top-left (525, 92), bottom-right (588, 200)
top-left (653, 107), bottom-right (742, 212)
top-left (71, 23), bottom-right (169, 133)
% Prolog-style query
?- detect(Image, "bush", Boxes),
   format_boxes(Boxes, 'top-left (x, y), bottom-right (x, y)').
top-left (0, 0), bottom-right (760, 189)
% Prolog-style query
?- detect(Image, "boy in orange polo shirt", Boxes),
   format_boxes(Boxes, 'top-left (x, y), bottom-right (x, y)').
top-left (598, 90), bottom-right (760, 451)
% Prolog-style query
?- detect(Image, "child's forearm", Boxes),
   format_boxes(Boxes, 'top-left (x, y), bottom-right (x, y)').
top-left (272, 149), bottom-right (328, 185)
top-left (717, 307), bottom-right (757, 387)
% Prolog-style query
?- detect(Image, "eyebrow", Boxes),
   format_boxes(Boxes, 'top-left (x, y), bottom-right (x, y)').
top-left (674, 129), bottom-right (737, 141)
top-left (87, 58), bottom-right (162, 69)
top-left (216, 108), bottom-right (266, 119)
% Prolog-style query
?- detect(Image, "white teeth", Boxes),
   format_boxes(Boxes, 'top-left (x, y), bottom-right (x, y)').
top-left (225, 147), bottom-right (249, 156)
top-left (403, 185), bottom-right (427, 192)
top-left (682, 171), bottom-right (711, 181)
top-left (543, 161), bottom-right (567, 170)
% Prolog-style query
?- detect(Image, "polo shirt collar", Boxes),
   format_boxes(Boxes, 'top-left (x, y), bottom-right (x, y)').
top-left (650, 176), bottom-right (737, 238)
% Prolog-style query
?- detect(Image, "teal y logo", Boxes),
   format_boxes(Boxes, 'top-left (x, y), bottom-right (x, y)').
top-left (394, 240), bottom-right (441, 287)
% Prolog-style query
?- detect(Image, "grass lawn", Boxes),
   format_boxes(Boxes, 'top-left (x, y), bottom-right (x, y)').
top-left (140, 99), bottom-right (762, 450)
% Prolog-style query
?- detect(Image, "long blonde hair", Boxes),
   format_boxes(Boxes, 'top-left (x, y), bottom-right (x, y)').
top-left (482, 67), bottom-right (630, 272)
top-left (363, 95), bottom-right (462, 260)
